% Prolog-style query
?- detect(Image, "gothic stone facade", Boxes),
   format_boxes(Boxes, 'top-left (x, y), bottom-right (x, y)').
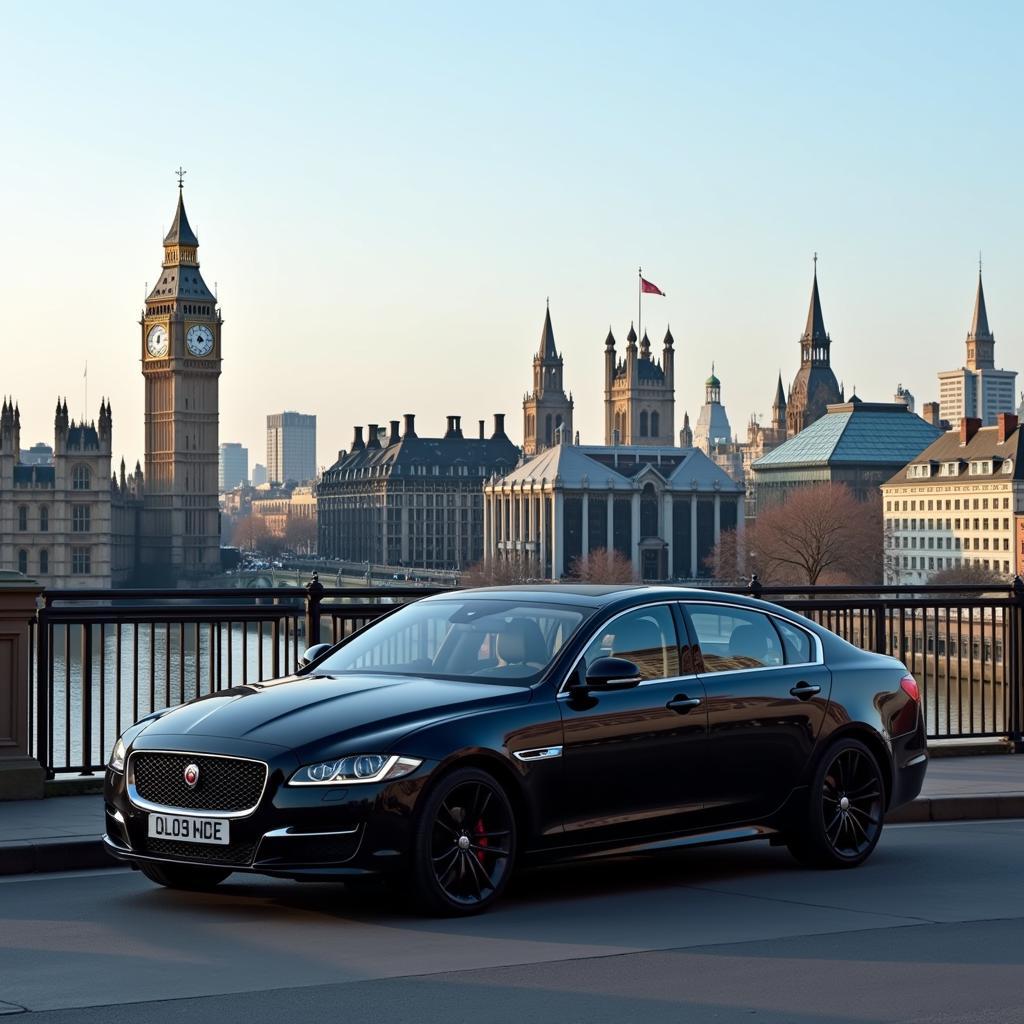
top-left (140, 187), bottom-right (223, 580)
top-left (0, 399), bottom-right (141, 587)
top-left (604, 325), bottom-right (675, 446)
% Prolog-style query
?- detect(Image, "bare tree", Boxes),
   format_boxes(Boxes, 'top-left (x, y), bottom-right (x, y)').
top-left (233, 515), bottom-right (271, 553)
top-left (285, 515), bottom-right (318, 556)
top-left (567, 547), bottom-right (638, 583)
top-left (928, 563), bottom-right (1006, 586)
top-left (708, 484), bottom-right (883, 586)
top-left (461, 551), bottom-right (542, 587)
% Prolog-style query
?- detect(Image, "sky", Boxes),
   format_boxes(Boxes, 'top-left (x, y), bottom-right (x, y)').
top-left (1, 1), bottom-right (1021, 474)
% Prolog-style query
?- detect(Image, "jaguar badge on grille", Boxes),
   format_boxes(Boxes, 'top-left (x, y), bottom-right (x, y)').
top-left (183, 763), bottom-right (200, 789)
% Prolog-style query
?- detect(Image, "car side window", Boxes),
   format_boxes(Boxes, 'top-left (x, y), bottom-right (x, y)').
top-left (581, 605), bottom-right (680, 682)
top-left (774, 618), bottom-right (814, 665)
top-left (686, 606), bottom-right (784, 672)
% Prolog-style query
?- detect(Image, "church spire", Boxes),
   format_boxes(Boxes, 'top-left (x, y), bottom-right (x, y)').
top-left (803, 256), bottom-right (827, 344)
top-left (968, 268), bottom-right (993, 342)
top-left (538, 301), bottom-right (558, 361)
top-left (773, 372), bottom-right (786, 410)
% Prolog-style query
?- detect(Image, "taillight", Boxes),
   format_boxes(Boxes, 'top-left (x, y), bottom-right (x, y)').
top-left (900, 674), bottom-right (920, 702)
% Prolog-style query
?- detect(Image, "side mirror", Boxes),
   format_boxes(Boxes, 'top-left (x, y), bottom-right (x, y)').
top-left (299, 643), bottom-right (333, 669)
top-left (583, 656), bottom-right (643, 691)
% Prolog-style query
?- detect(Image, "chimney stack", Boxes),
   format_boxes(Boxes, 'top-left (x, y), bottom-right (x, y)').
top-left (492, 413), bottom-right (506, 438)
top-left (389, 419), bottom-right (401, 445)
top-left (444, 415), bottom-right (463, 439)
top-left (922, 402), bottom-right (941, 428)
top-left (960, 417), bottom-right (982, 445)
top-left (479, 419), bottom-right (485, 439)
top-left (403, 413), bottom-right (417, 439)
top-left (997, 412), bottom-right (1019, 443)
top-left (352, 426), bottom-right (365, 451)
top-left (366, 423), bottom-right (381, 449)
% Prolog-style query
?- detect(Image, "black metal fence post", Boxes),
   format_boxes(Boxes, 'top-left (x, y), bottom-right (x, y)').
top-left (305, 572), bottom-right (325, 647)
top-left (1011, 576), bottom-right (1024, 751)
top-left (80, 623), bottom-right (93, 776)
top-left (35, 602), bottom-right (52, 779)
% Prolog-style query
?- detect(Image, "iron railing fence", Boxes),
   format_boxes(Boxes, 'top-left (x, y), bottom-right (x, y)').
top-left (33, 580), bottom-right (448, 775)
top-left (32, 577), bottom-right (1023, 775)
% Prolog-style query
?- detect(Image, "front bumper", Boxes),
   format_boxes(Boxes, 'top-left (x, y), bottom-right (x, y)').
top-left (103, 740), bottom-right (433, 881)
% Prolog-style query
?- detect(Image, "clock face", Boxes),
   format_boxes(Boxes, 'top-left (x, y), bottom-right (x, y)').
top-left (146, 324), bottom-right (168, 357)
top-left (186, 324), bottom-right (215, 357)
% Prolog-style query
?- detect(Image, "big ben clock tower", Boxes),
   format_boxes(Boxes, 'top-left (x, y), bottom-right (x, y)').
top-left (140, 170), bottom-right (222, 580)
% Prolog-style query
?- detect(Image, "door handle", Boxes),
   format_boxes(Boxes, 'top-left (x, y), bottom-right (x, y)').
top-left (667, 695), bottom-right (702, 713)
top-left (790, 683), bottom-right (821, 700)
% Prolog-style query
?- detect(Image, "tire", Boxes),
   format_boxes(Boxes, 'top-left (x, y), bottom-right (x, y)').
top-left (409, 767), bottom-right (517, 916)
top-left (787, 737), bottom-right (885, 869)
top-left (139, 861), bottom-right (231, 891)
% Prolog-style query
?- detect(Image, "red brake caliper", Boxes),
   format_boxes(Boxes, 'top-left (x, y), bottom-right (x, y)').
top-left (474, 818), bottom-right (488, 864)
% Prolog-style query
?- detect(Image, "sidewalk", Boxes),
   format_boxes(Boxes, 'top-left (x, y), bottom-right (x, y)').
top-left (1, 755), bottom-right (1022, 875)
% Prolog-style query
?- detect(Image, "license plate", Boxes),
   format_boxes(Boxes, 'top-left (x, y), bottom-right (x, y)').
top-left (147, 813), bottom-right (230, 845)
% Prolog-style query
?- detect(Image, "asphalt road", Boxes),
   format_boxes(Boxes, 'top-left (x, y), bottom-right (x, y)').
top-left (2, 820), bottom-right (1023, 1023)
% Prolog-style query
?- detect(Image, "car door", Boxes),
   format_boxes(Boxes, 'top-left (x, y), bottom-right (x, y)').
top-left (557, 603), bottom-right (709, 846)
top-left (681, 602), bottom-right (831, 825)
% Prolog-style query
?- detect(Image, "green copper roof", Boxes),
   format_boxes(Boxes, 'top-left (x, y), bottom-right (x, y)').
top-left (753, 403), bottom-right (942, 470)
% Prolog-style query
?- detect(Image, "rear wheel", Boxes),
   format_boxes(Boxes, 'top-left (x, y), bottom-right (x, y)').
top-left (787, 737), bottom-right (885, 869)
top-left (410, 767), bottom-right (517, 916)
top-left (139, 861), bottom-right (231, 891)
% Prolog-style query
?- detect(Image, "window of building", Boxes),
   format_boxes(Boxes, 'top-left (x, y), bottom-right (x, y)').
top-left (72, 505), bottom-right (91, 533)
top-left (17, 506), bottom-right (28, 531)
top-left (39, 506), bottom-right (48, 532)
top-left (71, 548), bottom-right (91, 575)
top-left (17, 550), bottom-right (27, 574)
top-left (71, 465), bottom-right (91, 490)
top-left (39, 549), bottom-right (48, 574)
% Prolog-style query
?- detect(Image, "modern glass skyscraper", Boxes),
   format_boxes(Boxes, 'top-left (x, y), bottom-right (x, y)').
top-left (218, 442), bottom-right (249, 491)
top-left (266, 412), bottom-right (317, 485)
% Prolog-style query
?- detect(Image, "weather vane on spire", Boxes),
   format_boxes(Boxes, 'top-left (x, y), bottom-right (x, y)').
top-left (175, 166), bottom-right (187, 190)
top-left (813, 251), bottom-right (818, 272)
top-left (978, 250), bottom-right (983, 275)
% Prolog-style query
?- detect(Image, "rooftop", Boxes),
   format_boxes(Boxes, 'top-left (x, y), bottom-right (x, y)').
top-left (753, 401), bottom-right (943, 471)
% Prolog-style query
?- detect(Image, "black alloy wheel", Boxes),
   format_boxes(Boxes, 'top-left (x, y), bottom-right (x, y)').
top-left (139, 861), bottom-right (232, 891)
top-left (411, 767), bottom-right (517, 915)
top-left (787, 737), bottom-right (885, 868)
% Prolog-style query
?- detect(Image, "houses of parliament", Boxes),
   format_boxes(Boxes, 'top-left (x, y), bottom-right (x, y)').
top-left (0, 180), bottom-right (223, 587)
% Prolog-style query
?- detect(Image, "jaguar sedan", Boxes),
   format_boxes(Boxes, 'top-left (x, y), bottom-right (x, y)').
top-left (103, 585), bottom-right (928, 915)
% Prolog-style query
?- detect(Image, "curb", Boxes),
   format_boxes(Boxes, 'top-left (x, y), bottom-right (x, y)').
top-left (2, 795), bottom-right (1023, 876)
top-left (886, 793), bottom-right (1024, 824)
top-left (0, 836), bottom-right (116, 876)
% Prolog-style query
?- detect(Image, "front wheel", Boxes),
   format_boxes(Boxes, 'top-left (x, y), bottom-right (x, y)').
top-left (139, 861), bottom-right (231, 890)
top-left (787, 738), bottom-right (885, 869)
top-left (410, 767), bottom-right (517, 916)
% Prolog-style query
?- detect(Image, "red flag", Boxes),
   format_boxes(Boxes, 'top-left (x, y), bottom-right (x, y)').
top-left (640, 277), bottom-right (665, 296)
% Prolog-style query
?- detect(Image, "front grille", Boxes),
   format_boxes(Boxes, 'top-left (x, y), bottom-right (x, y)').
top-left (142, 836), bottom-right (259, 866)
top-left (132, 752), bottom-right (266, 813)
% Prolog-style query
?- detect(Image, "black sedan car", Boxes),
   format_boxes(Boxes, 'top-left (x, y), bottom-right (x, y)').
top-left (104, 585), bottom-right (928, 914)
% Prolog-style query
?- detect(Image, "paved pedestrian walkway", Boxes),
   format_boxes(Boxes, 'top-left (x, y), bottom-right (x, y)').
top-left (0, 755), bottom-right (1022, 874)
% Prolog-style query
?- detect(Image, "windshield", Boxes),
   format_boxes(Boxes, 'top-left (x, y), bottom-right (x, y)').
top-left (315, 599), bottom-right (589, 685)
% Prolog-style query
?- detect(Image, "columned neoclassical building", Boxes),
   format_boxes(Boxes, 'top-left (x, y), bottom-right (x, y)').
top-left (484, 441), bottom-right (743, 581)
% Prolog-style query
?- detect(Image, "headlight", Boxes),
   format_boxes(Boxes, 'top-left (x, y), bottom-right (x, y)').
top-left (289, 754), bottom-right (421, 786)
top-left (109, 738), bottom-right (127, 773)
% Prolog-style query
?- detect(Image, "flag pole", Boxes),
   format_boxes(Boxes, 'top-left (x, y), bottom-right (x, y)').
top-left (638, 266), bottom-right (642, 342)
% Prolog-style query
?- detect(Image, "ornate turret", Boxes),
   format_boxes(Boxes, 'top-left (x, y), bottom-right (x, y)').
top-left (523, 301), bottom-right (573, 456)
top-left (771, 372), bottom-right (787, 431)
top-left (787, 257), bottom-right (842, 436)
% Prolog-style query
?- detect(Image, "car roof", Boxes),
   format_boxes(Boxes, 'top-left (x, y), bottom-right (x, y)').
top-left (423, 584), bottom-right (770, 611)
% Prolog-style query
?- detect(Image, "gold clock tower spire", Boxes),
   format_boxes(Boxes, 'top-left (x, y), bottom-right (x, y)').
top-left (140, 173), bottom-right (223, 579)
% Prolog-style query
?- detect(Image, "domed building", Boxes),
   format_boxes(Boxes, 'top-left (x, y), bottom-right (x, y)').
top-left (692, 366), bottom-right (733, 454)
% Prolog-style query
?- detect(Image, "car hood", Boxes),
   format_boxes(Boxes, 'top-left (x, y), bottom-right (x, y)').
top-left (133, 672), bottom-right (531, 755)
